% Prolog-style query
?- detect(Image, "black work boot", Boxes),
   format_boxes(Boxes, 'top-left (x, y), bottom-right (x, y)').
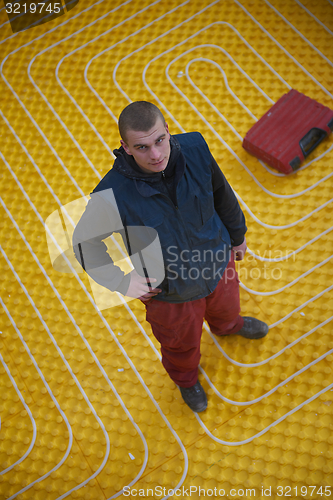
top-left (179, 381), bottom-right (207, 412)
top-left (234, 316), bottom-right (269, 339)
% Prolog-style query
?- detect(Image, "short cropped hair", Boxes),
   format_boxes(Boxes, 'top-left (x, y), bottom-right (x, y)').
top-left (118, 101), bottom-right (166, 142)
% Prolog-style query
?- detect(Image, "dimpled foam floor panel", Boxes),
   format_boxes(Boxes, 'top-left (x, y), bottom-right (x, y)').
top-left (0, 0), bottom-right (333, 499)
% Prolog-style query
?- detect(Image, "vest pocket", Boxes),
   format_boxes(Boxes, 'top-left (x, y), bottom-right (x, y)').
top-left (142, 213), bottom-right (164, 228)
top-left (194, 192), bottom-right (214, 230)
top-left (200, 196), bottom-right (214, 226)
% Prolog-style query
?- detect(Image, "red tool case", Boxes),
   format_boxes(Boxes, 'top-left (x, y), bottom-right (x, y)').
top-left (242, 89), bottom-right (333, 174)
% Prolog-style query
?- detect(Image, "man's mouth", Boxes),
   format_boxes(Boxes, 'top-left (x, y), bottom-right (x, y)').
top-left (151, 159), bottom-right (164, 166)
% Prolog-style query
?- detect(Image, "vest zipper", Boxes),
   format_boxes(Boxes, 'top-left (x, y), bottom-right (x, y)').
top-left (162, 170), bottom-right (178, 209)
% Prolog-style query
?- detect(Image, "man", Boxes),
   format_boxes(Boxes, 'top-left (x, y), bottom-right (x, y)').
top-left (73, 101), bottom-right (268, 413)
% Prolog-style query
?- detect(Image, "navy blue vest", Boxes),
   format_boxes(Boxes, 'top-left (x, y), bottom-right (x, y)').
top-left (97, 132), bottom-right (231, 303)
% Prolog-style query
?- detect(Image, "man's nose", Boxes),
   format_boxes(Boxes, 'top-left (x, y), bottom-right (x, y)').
top-left (150, 146), bottom-right (160, 160)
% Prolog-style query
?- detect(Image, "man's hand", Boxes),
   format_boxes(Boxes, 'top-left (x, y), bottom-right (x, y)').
top-left (232, 237), bottom-right (247, 261)
top-left (125, 269), bottom-right (162, 303)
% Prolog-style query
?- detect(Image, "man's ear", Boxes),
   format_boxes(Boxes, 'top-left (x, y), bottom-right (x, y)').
top-left (165, 122), bottom-right (170, 136)
top-left (120, 139), bottom-right (132, 155)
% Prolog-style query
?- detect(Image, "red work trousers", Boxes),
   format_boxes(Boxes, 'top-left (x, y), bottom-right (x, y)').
top-left (145, 254), bottom-right (244, 387)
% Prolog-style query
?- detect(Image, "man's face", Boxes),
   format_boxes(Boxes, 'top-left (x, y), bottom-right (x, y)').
top-left (120, 118), bottom-right (171, 174)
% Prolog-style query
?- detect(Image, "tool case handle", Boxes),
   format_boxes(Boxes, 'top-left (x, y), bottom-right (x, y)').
top-left (299, 127), bottom-right (327, 158)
